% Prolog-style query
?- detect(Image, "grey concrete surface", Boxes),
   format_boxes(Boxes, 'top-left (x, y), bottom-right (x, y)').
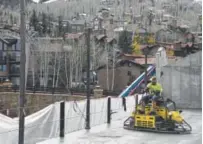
top-left (38, 110), bottom-right (202, 144)
top-left (173, 52), bottom-right (202, 67)
top-left (160, 51), bottom-right (202, 109)
top-left (161, 66), bottom-right (202, 109)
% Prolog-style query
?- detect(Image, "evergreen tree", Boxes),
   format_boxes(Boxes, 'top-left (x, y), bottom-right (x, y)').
top-left (118, 30), bottom-right (133, 54)
top-left (47, 14), bottom-right (52, 35)
top-left (58, 15), bottom-right (63, 36)
top-left (0, 10), bottom-right (3, 16)
top-left (13, 16), bottom-right (17, 25)
top-left (10, 14), bottom-right (13, 25)
top-left (42, 12), bottom-right (47, 35)
top-left (147, 10), bottom-right (154, 26)
top-left (30, 10), bottom-right (39, 31)
top-left (66, 21), bottom-right (71, 33)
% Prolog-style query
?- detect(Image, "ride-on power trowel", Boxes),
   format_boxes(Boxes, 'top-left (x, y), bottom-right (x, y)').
top-left (123, 92), bottom-right (192, 134)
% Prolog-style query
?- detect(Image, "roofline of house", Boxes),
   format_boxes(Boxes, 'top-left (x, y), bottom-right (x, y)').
top-left (96, 59), bottom-right (145, 71)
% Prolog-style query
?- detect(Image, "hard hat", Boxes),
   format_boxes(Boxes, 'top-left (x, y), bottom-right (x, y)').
top-left (151, 76), bottom-right (156, 81)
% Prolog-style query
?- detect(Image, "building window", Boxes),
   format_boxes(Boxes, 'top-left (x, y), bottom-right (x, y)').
top-left (0, 65), bottom-right (6, 72)
top-left (0, 51), bottom-right (3, 59)
top-left (77, 26), bottom-right (81, 32)
top-left (0, 42), bottom-right (2, 50)
top-left (16, 40), bottom-right (20, 51)
top-left (72, 26), bottom-right (76, 32)
top-left (12, 44), bottom-right (16, 51)
top-left (128, 62), bottom-right (132, 67)
top-left (0, 77), bottom-right (6, 83)
top-left (11, 77), bottom-right (20, 86)
top-left (3, 44), bottom-right (7, 51)
top-left (10, 64), bottom-right (20, 73)
top-left (127, 71), bottom-right (131, 76)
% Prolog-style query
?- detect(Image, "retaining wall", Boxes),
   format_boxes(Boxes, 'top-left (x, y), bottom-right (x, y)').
top-left (160, 52), bottom-right (202, 109)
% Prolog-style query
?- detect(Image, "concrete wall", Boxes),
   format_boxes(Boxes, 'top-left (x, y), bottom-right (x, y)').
top-left (160, 52), bottom-right (202, 109)
top-left (161, 66), bottom-right (201, 109)
top-left (172, 52), bottom-right (202, 66)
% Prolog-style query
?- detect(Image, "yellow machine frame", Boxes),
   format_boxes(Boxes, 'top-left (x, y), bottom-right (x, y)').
top-left (134, 105), bottom-right (168, 128)
top-left (135, 114), bottom-right (156, 128)
top-left (124, 96), bottom-right (192, 134)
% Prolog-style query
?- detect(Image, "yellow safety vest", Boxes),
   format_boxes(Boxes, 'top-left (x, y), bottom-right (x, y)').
top-left (147, 83), bottom-right (163, 94)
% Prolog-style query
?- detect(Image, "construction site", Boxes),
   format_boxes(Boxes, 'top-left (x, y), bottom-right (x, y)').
top-left (0, 0), bottom-right (201, 144)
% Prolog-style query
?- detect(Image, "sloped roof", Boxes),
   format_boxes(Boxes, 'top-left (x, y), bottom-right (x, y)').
top-left (96, 34), bottom-right (107, 40)
top-left (135, 58), bottom-right (156, 65)
top-left (0, 36), bottom-right (18, 45)
top-left (96, 59), bottom-right (144, 71)
top-left (0, 37), bottom-right (9, 44)
top-left (121, 53), bottom-right (145, 58)
top-left (106, 37), bottom-right (116, 43)
top-left (63, 19), bottom-right (86, 25)
top-left (72, 20), bottom-right (86, 25)
top-left (64, 33), bottom-right (83, 39)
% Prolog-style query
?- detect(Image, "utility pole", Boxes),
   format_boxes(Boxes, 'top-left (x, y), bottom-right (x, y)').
top-left (85, 28), bottom-right (91, 130)
top-left (143, 47), bottom-right (149, 87)
top-left (19, 0), bottom-right (26, 144)
top-left (144, 52), bottom-right (148, 86)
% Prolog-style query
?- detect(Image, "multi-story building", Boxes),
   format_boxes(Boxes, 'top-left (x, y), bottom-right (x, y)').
top-left (0, 36), bottom-right (20, 85)
top-left (63, 19), bottom-right (86, 33)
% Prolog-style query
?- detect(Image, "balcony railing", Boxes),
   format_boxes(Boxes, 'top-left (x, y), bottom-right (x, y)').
top-left (0, 56), bottom-right (20, 63)
top-left (9, 56), bottom-right (20, 63)
top-left (10, 69), bottom-right (20, 75)
top-left (0, 57), bottom-right (6, 63)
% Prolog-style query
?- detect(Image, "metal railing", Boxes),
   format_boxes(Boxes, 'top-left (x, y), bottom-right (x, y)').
top-left (0, 86), bottom-right (122, 96)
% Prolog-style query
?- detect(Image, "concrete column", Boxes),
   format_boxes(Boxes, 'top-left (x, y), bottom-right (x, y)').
top-left (93, 85), bottom-right (103, 98)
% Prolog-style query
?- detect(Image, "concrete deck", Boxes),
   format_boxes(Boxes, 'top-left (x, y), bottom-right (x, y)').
top-left (37, 110), bottom-right (202, 144)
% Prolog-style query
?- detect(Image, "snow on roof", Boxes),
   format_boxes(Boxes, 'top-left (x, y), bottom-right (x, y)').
top-left (64, 33), bottom-right (83, 39)
top-left (96, 34), bottom-right (106, 40)
top-left (163, 14), bottom-right (174, 18)
top-left (179, 24), bottom-right (189, 29)
top-left (44, 0), bottom-right (58, 3)
top-left (114, 27), bottom-right (124, 32)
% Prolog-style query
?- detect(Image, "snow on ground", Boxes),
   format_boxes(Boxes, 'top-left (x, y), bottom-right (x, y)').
top-left (38, 110), bottom-right (202, 144)
top-left (32, 0), bottom-right (59, 3)
top-left (32, 0), bottom-right (40, 3)
top-left (44, 0), bottom-right (59, 4)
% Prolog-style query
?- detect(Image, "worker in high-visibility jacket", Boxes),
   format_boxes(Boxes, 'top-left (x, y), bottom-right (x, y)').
top-left (140, 76), bottom-right (163, 114)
